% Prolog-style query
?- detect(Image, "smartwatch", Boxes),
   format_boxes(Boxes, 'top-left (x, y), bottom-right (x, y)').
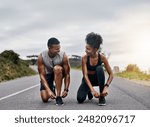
top-left (64, 88), bottom-right (69, 92)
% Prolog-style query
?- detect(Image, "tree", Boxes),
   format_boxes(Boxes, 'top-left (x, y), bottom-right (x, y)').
top-left (125, 64), bottom-right (140, 72)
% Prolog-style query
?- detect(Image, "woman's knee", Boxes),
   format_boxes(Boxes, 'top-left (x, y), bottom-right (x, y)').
top-left (96, 65), bottom-right (104, 72)
top-left (77, 96), bottom-right (86, 103)
top-left (77, 92), bottom-right (86, 103)
top-left (96, 66), bottom-right (105, 85)
top-left (96, 66), bottom-right (105, 76)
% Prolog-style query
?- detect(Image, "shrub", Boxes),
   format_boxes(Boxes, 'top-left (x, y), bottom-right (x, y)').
top-left (0, 50), bottom-right (19, 64)
top-left (125, 64), bottom-right (140, 72)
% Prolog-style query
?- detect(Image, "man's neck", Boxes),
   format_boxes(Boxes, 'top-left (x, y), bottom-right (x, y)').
top-left (48, 51), bottom-right (55, 58)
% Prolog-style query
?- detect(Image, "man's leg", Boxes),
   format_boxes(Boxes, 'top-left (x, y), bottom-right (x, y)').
top-left (40, 90), bottom-right (49, 103)
top-left (53, 65), bottom-right (64, 105)
top-left (77, 79), bottom-right (90, 103)
top-left (40, 74), bottom-right (55, 103)
top-left (53, 65), bottom-right (63, 97)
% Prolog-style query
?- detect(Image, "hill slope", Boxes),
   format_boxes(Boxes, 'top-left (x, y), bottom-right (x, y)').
top-left (0, 50), bottom-right (36, 82)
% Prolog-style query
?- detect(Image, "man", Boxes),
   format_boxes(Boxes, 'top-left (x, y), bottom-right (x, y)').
top-left (38, 37), bottom-right (70, 106)
top-left (77, 32), bottom-right (113, 106)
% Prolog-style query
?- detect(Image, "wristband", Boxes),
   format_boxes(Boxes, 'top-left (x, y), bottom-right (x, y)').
top-left (104, 84), bottom-right (109, 87)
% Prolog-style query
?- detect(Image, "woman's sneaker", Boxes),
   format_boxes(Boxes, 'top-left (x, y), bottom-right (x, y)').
top-left (98, 97), bottom-right (106, 106)
top-left (56, 96), bottom-right (64, 106)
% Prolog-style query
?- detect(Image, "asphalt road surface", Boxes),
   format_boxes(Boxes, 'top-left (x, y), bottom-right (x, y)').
top-left (0, 70), bottom-right (150, 110)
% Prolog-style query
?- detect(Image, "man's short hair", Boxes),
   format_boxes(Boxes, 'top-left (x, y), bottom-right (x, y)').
top-left (85, 32), bottom-right (103, 49)
top-left (47, 37), bottom-right (60, 47)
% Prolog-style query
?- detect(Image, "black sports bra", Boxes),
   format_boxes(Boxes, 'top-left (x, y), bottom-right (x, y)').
top-left (86, 53), bottom-right (102, 71)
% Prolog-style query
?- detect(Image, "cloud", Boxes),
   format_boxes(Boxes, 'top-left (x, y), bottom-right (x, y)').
top-left (0, 0), bottom-right (150, 70)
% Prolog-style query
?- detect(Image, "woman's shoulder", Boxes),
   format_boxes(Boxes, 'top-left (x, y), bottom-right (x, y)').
top-left (99, 53), bottom-right (107, 63)
top-left (82, 54), bottom-right (88, 59)
top-left (81, 54), bottom-right (88, 62)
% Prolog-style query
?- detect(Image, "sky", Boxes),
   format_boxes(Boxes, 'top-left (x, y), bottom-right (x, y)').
top-left (0, 0), bottom-right (150, 71)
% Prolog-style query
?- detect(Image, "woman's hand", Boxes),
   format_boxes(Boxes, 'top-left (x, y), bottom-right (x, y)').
top-left (101, 86), bottom-right (109, 97)
top-left (91, 90), bottom-right (100, 98)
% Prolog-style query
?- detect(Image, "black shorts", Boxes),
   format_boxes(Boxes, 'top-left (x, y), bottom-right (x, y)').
top-left (40, 73), bottom-right (55, 92)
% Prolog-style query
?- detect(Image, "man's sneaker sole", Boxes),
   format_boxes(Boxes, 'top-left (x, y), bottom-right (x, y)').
top-left (56, 103), bottom-right (64, 106)
top-left (98, 103), bottom-right (106, 106)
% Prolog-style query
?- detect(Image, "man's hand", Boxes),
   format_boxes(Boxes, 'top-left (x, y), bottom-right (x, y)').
top-left (47, 90), bottom-right (56, 99)
top-left (101, 86), bottom-right (109, 97)
top-left (91, 90), bottom-right (100, 98)
top-left (62, 90), bottom-right (68, 98)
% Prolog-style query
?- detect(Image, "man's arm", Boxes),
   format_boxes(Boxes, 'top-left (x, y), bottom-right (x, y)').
top-left (63, 54), bottom-right (70, 90)
top-left (61, 54), bottom-right (70, 98)
top-left (38, 54), bottom-right (56, 99)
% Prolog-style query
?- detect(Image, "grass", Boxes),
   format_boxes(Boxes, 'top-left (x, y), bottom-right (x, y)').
top-left (116, 71), bottom-right (150, 81)
top-left (71, 66), bottom-right (82, 70)
top-left (115, 64), bottom-right (150, 82)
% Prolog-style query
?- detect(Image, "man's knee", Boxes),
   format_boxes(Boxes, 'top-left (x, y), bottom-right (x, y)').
top-left (42, 98), bottom-right (48, 103)
top-left (53, 65), bottom-right (63, 75)
top-left (40, 91), bottom-right (49, 103)
top-left (41, 96), bottom-right (49, 103)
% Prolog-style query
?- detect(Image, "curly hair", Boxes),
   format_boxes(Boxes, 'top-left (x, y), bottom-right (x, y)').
top-left (85, 32), bottom-right (103, 49)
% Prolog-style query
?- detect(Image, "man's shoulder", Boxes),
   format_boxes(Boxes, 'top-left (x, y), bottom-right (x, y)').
top-left (58, 51), bottom-right (66, 59)
top-left (40, 50), bottom-right (48, 57)
top-left (41, 50), bottom-right (48, 54)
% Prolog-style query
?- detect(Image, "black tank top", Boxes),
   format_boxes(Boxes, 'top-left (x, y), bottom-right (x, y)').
top-left (86, 53), bottom-right (102, 71)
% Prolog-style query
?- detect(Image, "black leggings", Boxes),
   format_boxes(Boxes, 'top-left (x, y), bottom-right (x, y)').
top-left (77, 66), bottom-right (105, 103)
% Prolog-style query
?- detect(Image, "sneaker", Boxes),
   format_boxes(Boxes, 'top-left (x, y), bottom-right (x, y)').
top-left (98, 97), bottom-right (106, 106)
top-left (56, 96), bottom-right (64, 106)
top-left (88, 92), bottom-right (93, 100)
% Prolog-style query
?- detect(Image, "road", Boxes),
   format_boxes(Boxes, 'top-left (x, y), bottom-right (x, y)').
top-left (0, 70), bottom-right (150, 110)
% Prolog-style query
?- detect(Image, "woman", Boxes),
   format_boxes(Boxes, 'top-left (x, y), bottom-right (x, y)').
top-left (77, 32), bottom-right (113, 106)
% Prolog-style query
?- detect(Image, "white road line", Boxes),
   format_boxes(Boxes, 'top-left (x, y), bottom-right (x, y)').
top-left (0, 84), bottom-right (39, 101)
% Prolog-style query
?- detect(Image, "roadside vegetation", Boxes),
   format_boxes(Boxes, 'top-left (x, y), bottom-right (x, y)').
top-left (69, 57), bottom-right (81, 70)
top-left (0, 50), bottom-right (37, 82)
top-left (116, 64), bottom-right (150, 81)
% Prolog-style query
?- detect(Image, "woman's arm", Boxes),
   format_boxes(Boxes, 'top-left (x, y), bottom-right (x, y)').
top-left (101, 54), bottom-right (113, 86)
top-left (100, 54), bottom-right (113, 96)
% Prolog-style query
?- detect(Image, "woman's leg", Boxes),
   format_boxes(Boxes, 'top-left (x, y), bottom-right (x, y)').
top-left (96, 66), bottom-right (105, 93)
top-left (77, 79), bottom-right (90, 103)
top-left (96, 65), bottom-right (106, 105)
